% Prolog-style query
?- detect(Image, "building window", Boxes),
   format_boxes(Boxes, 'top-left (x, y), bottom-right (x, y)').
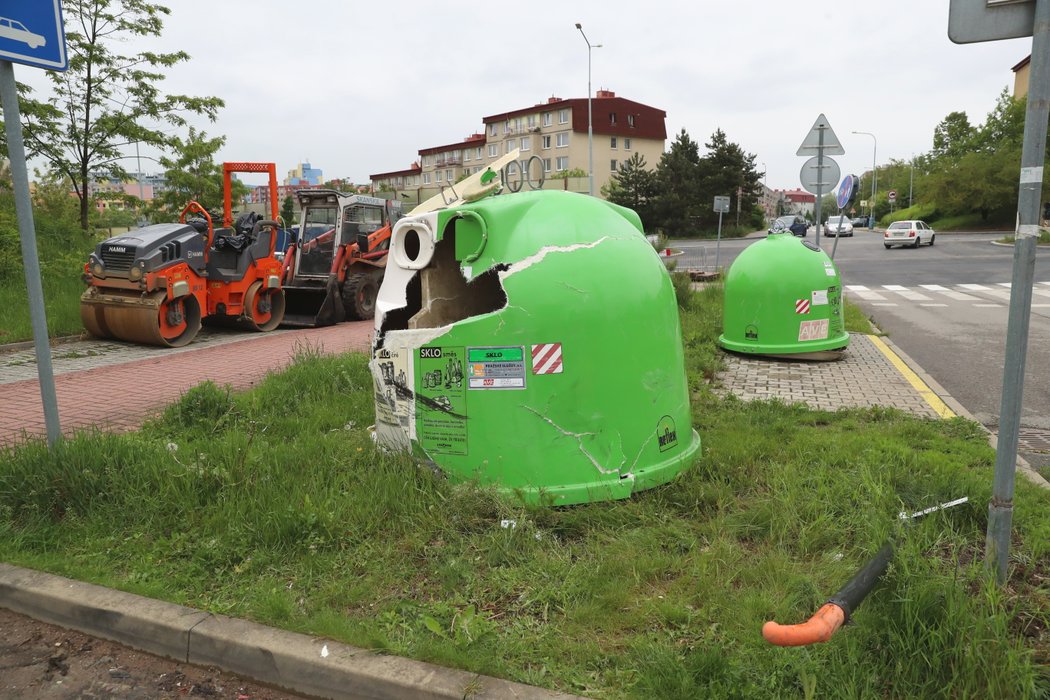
top-left (610, 160), bottom-right (618, 171)
top-left (423, 155), bottom-right (432, 166)
top-left (624, 138), bottom-right (632, 150)
top-left (527, 114), bottom-right (536, 128)
top-left (507, 140), bottom-right (516, 154)
top-left (520, 136), bottom-right (530, 151)
top-left (475, 147), bottom-right (483, 159)
top-left (488, 144), bottom-right (498, 157)
top-left (610, 137), bottom-right (617, 149)
top-left (464, 150), bottom-right (471, 162)
top-left (436, 171), bottom-right (444, 182)
top-left (628, 114), bottom-right (635, 128)
top-left (423, 173), bottom-right (431, 185)
top-left (446, 169), bottom-right (453, 181)
top-left (543, 112), bottom-right (552, 127)
top-left (489, 123), bottom-right (497, 136)
top-left (556, 132), bottom-right (569, 148)
top-left (504, 121), bottom-right (511, 134)
top-left (609, 112), bottom-right (617, 125)
top-left (556, 156), bottom-right (568, 171)
top-left (507, 162), bottom-right (518, 175)
top-left (542, 135), bottom-right (551, 149)
top-left (559, 109), bottom-right (569, 124)
top-left (543, 158), bottom-right (551, 172)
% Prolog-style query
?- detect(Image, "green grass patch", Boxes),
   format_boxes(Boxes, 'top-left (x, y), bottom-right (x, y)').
top-left (1, 293), bottom-right (1047, 698)
top-left (995, 231), bottom-right (1050, 246)
top-left (929, 213), bottom-right (1006, 231)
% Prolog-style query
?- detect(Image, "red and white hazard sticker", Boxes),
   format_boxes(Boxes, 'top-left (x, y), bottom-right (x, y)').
top-left (531, 343), bottom-right (563, 374)
top-left (795, 299), bottom-right (811, 314)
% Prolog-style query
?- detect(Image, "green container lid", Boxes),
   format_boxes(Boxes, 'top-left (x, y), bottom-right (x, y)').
top-left (371, 190), bottom-right (700, 506)
top-left (719, 233), bottom-right (849, 356)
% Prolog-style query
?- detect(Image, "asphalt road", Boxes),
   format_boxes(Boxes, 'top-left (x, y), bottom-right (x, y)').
top-left (673, 228), bottom-right (1050, 469)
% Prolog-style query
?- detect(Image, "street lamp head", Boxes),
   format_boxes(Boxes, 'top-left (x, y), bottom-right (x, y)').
top-left (575, 22), bottom-right (581, 29)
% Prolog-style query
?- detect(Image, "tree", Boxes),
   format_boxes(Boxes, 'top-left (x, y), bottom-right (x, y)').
top-left (653, 129), bottom-right (704, 235)
top-left (150, 127), bottom-right (228, 217)
top-left (930, 111), bottom-right (976, 163)
top-left (604, 153), bottom-right (657, 228)
top-left (16, 0), bottom-right (223, 230)
top-left (697, 128), bottom-right (763, 230)
top-left (281, 194), bottom-right (295, 225)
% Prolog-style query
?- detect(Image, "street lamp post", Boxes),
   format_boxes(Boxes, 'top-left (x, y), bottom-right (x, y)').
top-left (575, 23), bottom-right (601, 197)
top-left (852, 131), bottom-right (877, 228)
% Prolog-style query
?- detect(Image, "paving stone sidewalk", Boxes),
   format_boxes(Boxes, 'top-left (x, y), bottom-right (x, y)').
top-left (0, 322), bottom-right (373, 447)
top-left (715, 333), bottom-right (944, 419)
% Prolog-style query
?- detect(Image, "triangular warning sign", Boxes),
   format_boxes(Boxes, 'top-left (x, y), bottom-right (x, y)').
top-left (796, 113), bottom-right (845, 156)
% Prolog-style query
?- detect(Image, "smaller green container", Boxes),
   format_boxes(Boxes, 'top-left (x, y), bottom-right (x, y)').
top-left (719, 233), bottom-right (849, 357)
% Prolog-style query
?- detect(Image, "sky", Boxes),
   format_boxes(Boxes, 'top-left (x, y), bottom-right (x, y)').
top-left (13, 0), bottom-right (1035, 190)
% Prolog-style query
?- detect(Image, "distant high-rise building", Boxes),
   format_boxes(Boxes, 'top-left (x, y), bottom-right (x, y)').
top-left (285, 162), bottom-right (323, 186)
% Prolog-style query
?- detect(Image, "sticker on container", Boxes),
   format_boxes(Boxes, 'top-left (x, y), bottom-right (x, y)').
top-left (373, 346), bottom-right (416, 447)
top-left (795, 299), bottom-right (811, 314)
top-left (467, 346), bottom-right (526, 389)
top-left (531, 343), bottom-right (563, 374)
top-left (825, 268), bottom-right (836, 277)
top-left (812, 290), bottom-right (829, 305)
top-left (745, 325), bottom-right (758, 340)
top-left (798, 319), bottom-right (830, 342)
top-left (415, 346), bottom-right (468, 455)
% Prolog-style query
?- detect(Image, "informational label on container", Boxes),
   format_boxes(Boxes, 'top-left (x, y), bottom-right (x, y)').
top-left (372, 347), bottom-right (415, 449)
top-left (467, 346), bottom-right (526, 390)
top-left (811, 289), bottom-right (829, 305)
top-left (415, 346), bottom-right (467, 455)
top-left (798, 319), bottom-right (830, 342)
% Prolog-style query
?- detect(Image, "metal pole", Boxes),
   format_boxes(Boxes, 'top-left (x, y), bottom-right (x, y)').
top-left (0, 61), bottom-right (61, 446)
top-left (716, 210), bottom-right (723, 271)
top-left (814, 125), bottom-right (824, 247)
top-left (908, 157), bottom-right (914, 208)
top-left (986, 0), bottom-right (1050, 585)
top-left (575, 23), bottom-right (598, 197)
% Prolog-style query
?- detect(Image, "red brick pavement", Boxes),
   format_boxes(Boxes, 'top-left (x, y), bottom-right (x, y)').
top-left (0, 322), bottom-right (373, 447)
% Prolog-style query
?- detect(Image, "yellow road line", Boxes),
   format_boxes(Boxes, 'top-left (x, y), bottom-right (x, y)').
top-left (867, 335), bottom-right (956, 419)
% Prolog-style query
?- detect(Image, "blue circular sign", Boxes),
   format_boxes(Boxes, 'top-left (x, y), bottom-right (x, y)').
top-left (836, 175), bottom-right (856, 209)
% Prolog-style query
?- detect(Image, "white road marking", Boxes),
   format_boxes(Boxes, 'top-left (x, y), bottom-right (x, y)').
top-left (882, 285), bottom-right (932, 301)
top-left (872, 302), bottom-right (898, 307)
top-left (974, 303), bottom-right (1001, 308)
top-left (920, 303), bottom-right (948, 307)
top-left (959, 284), bottom-right (990, 291)
top-left (845, 285), bottom-right (887, 301)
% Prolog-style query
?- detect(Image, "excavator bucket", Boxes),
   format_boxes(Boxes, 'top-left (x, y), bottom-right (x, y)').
top-left (280, 275), bottom-right (345, 328)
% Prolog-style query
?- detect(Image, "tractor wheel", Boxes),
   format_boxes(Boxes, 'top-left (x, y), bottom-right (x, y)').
top-left (342, 271), bottom-right (380, 321)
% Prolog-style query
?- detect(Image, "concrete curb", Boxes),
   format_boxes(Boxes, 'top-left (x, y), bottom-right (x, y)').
top-left (0, 563), bottom-right (577, 700)
top-left (0, 334), bottom-right (84, 355)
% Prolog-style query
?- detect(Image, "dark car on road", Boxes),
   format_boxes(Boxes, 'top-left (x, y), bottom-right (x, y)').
top-left (769, 215), bottom-right (808, 237)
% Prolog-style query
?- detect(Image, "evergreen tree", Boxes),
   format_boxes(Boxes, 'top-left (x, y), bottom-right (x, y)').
top-left (604, 153), bottom-right (657, 229)
top-left (653, 129), bottom-right (704, 235)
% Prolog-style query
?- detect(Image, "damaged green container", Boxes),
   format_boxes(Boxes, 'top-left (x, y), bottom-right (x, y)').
top-left (719, 232), bottom-right (849, 358)
top-left (370, 190), bottom-right (700, 506)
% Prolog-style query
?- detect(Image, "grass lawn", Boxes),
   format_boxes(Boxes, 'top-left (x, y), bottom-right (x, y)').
top-left (0, 286), bottom-right (1047, 698)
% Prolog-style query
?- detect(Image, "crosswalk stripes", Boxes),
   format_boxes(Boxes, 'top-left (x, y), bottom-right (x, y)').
top-left (845, 282), bottom-right (1050, 308)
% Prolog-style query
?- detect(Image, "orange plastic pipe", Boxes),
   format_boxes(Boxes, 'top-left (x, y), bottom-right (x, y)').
top-left (761, 603), bottom-right (845, 647)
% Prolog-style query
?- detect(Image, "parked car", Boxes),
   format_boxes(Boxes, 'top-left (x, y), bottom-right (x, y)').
top-left (769, 215), bottom-right (808, 237)
top-left (884, 220), bottom-right (935, 248)
top-left (824, 215), bottom-right (854, 237)
top-left (851, 216), bottom-right (869, 227)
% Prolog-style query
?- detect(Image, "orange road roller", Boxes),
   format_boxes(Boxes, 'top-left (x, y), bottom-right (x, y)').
top-left (80, 200), bottom-right (286, 348)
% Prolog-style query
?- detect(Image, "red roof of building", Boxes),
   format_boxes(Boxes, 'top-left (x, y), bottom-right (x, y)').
top-left (482, 91), bottom-right (667, 141)
top-left (369, 164), bottom-right (422, 180)
top-left (417, 133), bottom-right (486, 157)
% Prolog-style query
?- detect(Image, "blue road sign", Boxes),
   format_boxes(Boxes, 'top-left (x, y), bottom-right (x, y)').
top-left (0, 1), bottom-right (67, 71)
top-left (836, 174), bottom-right (858, 209)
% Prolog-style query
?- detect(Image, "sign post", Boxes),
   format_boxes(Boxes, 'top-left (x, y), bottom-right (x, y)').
top-left (713, 195), bottom-right (730, 271)
top-left (950, 0), bottom-right (1049, 584)
top-left (0, 1), bottom-right (68, 447)
top-left (797, 114), bottom-right (844, 247)
top-left (831, 174), bottom-right (860, 260)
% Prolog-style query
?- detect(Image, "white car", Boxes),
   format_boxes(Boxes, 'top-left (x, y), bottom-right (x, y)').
top-left (824, 215), bottom-right (854, 237)
top-left (0, 17), bottom-right (46, 49)
top-left (884, 220), bottom-right (935, 248)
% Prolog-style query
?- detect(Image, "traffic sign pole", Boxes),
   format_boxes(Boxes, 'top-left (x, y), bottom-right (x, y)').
top-left (0, 61), bottom-right (61, 446)
top-left (986, 0), bottom-right (1050, 585)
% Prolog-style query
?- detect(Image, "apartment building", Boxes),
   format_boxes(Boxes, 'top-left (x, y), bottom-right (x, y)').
top-left (482, 90), bottom-right (666, 194)
top-left (370, 90), bottom-right (667, 201)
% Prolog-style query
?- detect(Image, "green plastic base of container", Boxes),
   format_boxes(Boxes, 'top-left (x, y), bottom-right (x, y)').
top-left (717, 333), bottom-right (850, 356)
top-left (476, 428), bottom-right (702, 507)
